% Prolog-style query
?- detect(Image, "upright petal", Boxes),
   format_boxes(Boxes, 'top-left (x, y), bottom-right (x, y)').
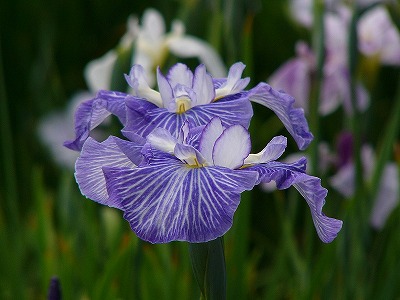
top-left (198, 117), bottom-right (224, 165)
top-left (166, 63), bottom-right (194, 88)
top-left (104, 162), bottom-right (258, 243)
top-left (64, 90), bottom-right (127, 151)
top-left (147, 127), bottom-right (178, 153)
top-left (75, 137), bottom-right (138, 209)
top-left (84, 50), bottom-right (116, 92)
top-left (192, 64), bottom-right (215, 106)
top-left (248, 159), bottom-right (342, 243)
top-left (215, 62), bottom-right (250, 99)
top-left (125, 65), bottom-right (163, 106)
top-left (248, 82), bottom-right (313, 150)
top-left (213, 125), bottom-right (251, 169)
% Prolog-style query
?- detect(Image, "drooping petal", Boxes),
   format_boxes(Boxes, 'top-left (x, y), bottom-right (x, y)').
top-left (125, 65), bottom-right (163, 106)
top-left (268, 56), bottom-right (311, 112)
top-left (248, 82), bottom-right (313, 150)
top-left (213, 125), bottom-right (251, 169)
top-left (215, 62), bottom-right (250, 99)
top-left (75, 137), bottom-right (139, 209)
top-left (64, 90), bottom-right (127, 151)
top-left (167, 35), bottom-right (227, 78)
top-left (198, 117), bottom-right (224, 165)
top-left (244, 136), bottom-right (287, 165)
top-left (329, 163), bottom-right (355, 198)
top-left (248, 159), bottom-right (342, 243)
top-left (104, 161), bottom-right (258, 243)
top-left (192, 64), bottom-right (215, 106)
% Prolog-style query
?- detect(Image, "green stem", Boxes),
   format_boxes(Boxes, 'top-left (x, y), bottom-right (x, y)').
top-left (189, 237), bottom-right (226, 300)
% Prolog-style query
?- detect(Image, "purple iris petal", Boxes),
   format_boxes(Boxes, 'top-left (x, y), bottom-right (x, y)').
top-left (64, 90), bottom-right (127, 151)
top-left (75, 136), bottom-right (143, 209)
top-left (104, 158), bottom-right (258, 243)
top-left (247, 158), bottom-right (342, 243)
top-left (248, 82), bottom-right (313, 150)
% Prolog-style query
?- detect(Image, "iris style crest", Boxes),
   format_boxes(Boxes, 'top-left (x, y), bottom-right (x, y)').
top-left (64, 62), bottom-right (313, 152)
top-left (74, 117), bottom-right (342, 244)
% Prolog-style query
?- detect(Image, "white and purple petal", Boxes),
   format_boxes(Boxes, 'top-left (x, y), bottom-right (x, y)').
top-left (75, 137), bottom-right (140, 209)
top-left (244, 136), bottom-right (287, 165)
top-left (198, 117), bottom-right (224, 164)
top-left (125, 65), bottom-right (163, 106)
top-left (215, 62), bottom-right (250, 99)
top-left (64, 90), bottom-right (127, 151)
top-left (104, 162), bottom-right (258, 243)
top-left (212, 125), bottom-right (251, 169)
top-left (192, 64), bottom-right (215, 106)
top-left (122, 94), bottom-right (253, 138)
top-left (248, 159), bottom-right (342, 243)
top-left (248, 82), bottom-right (313, 150)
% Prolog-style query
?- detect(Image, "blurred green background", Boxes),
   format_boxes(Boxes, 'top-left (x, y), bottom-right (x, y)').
top-left (1, 0), bottom-right (400, 299)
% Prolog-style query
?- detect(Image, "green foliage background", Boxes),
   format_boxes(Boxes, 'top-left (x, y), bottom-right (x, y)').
top-left (1, 0), bottom-right (400, 298)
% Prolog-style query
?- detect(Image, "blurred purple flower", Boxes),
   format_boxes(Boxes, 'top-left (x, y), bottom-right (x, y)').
top-left (75, 117), bottom-right (342, 243)
top-left (272, 1), bottom-right (400, 115)
top-left (64, 62), bottom-right (314, 152)
top-left (329, 134), bottom-right (399, 230)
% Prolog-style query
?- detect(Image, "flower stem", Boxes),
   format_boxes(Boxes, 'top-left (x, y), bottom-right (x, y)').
top-left (189, 237), bottom-right (226, 299)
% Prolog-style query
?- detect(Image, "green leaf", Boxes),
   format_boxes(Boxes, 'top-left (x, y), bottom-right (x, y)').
top-left (189, 237), bottom-right (226, 300)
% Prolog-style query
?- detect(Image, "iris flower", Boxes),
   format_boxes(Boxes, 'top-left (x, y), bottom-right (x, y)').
top-left (64, 62), bottom-right (313, 153)
top-left (75, 117), bottom-right (342, 243)
top-left (85, 8), bottom-right (226, 90)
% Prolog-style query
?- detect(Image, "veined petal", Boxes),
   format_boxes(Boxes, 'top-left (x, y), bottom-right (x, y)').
top-left (215, 62), bottom-right (250, 99)
top-left (147, 127), bottom-right (178, 153)
top-left (213, 125), bottom-right (251, 169)
top-left (123, 94), bottom-right (253, 139)
top-left (167, 36), bottom-right (227, 78)
top-left (192, 64), bottom-right (215, 106)
top-left (248, 159), bottom-right (342, 243)
top-left (199, 117), bottom-right (224, 165)
top-left (248, 82), bottom-right (313, 150)
top-left (104, 162), bottom-right (258, 243)
top-left (64, 90), bottom-right (127, 151)
top-left (244, 136), bottom-right (287, 165)
top-left (75, 137), bottom-right (138, 209)
top-left (125, 65), bottom-right (163, 106)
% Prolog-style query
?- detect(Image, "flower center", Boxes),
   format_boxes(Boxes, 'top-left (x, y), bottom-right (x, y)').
top-left (176, 97), bottom-right (191, 114)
